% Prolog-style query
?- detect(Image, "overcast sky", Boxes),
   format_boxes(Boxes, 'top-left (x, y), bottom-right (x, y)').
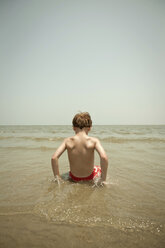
top-left (0, 0), bottom-right (165, 125)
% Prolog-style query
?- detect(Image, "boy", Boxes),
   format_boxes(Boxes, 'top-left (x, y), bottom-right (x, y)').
top-left (51, 112), bottom-right (108, 184)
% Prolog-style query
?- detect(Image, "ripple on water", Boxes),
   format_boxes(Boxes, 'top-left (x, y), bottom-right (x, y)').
top-left (33, 178), bottom-right (164, 236)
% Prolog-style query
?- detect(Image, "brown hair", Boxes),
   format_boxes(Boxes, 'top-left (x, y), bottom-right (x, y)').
top-left (72, 112), bottom-right (92, 129)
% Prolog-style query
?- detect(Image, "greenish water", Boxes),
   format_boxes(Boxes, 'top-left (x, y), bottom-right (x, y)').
top-left (0, 125), bottom-right (165, 248)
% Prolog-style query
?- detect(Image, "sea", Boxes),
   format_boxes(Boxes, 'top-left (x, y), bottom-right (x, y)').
top-left (0, 125), bottom-right (165, 248)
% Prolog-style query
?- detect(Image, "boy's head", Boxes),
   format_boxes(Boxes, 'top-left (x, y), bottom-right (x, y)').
top-left (72, 112), bottom-right (92, 130)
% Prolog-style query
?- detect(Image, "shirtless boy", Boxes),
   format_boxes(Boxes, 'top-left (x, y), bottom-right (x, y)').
top-left (51, 112), bottom-right (108, 184)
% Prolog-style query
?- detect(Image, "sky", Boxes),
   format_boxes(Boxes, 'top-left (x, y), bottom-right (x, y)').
top-left (0, 0), bottom-right (165, 125)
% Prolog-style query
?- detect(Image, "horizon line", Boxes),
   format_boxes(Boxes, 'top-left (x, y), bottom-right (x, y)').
top-left (0, 124), bottom-right (165, 126)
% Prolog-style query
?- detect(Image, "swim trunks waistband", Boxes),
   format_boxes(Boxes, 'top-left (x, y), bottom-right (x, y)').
top-left (69, 166), bottom-right (101, 182)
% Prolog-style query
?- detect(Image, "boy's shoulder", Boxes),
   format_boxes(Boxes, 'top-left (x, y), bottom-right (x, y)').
top-left (89, 136), bottom-right (99, 142)
top-left (63, 136), bottom-right (76, 143)
top-left (64, 136), bottom-right (100, 143)
top-left (88, 136), bottom-right (98, 142)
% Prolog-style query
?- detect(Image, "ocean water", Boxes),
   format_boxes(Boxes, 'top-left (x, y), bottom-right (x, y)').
top-left (0, 125), bottom-right (165, 248)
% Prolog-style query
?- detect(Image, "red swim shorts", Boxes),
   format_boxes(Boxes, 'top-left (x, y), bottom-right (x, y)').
top-left (69, 166), bottom-right (101, 182)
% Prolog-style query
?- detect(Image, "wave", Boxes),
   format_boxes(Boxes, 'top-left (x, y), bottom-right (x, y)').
top-left (100, 137), bottom-right (165, 143)
top-left (31, 137), bottom-right (63, 142)
top-left (1, 137), bottom-right (165, 151)
top-left (2, 146), bottom-right (55, 151)
top-left (0, 136), bottom-right (64, 142)
top-left (0, 136), bottom-right (14, 140)
top-left (0, 135), bottom-right (165, 145)
top-left (114, 131), bottom-right (147, 135)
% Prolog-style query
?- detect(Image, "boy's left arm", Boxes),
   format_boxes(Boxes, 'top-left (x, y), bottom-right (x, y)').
top-left (51, 139), bottom-right (67, 178)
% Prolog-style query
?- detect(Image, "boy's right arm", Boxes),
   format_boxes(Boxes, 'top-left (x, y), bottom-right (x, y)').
top-left (51, 139), bottom-right (67, 178)
top-left (95, 138), bottom-right (108, 182)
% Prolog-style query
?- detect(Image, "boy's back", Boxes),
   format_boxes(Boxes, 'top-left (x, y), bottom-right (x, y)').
top-left (66, 132), bottom-right (96, 177)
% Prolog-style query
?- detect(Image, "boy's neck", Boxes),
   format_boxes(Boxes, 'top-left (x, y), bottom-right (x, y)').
top-left (74, 127), bottom-right (90, 135)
